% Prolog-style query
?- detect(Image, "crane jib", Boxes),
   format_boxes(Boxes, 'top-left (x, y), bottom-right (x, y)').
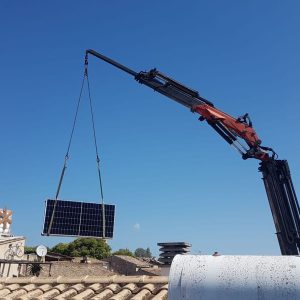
top-left (86, 49), bottom-right (214, 109)
top-left (86, 49), bottom-right (138, 77)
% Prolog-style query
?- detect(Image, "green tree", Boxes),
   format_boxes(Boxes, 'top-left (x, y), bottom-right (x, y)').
top-left (27, 263), bottom-right (43, 277)
top-left (51, 238), bottom-right (111, 260)
top-left (113, 248), bottom-right (134, 256)
top-left (24, 246), bottom-right (36, 254)
top-left (146, 247), bottom-right (152, 258)
top-left (134, 247), bottom-right (152, 258)
top-left (51, 243), bottom-right (69, 255)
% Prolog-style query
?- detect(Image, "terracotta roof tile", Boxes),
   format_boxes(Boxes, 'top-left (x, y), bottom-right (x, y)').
top-left (34, 283), bottom-right (68, 299)
top-left (152, 284), bottom-right (168, 300)
top-left (72, 283), bottom-right (103, 299)
top-left (17, 284), bottom-right (52, 299)
top-left (0, 276), bottom-right (168, 300)
top-left (130, 283), bottom-right (155, 300)
top-left (0, 283), bottom-right (20, 297)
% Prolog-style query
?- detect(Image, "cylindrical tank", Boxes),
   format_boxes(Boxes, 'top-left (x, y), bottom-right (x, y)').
top-left (169, 255), bottom-right (300, 300)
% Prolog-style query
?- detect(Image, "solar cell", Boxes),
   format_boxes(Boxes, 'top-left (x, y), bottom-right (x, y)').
top-left (42, 199), bottom-right (115, 238)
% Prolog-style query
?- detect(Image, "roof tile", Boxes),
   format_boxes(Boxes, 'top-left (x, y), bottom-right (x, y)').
top-left (130, 284), bottom-right (156, 300)
top-left (34, 283), bottom-right (68, 299)
top-left (109, 283), bottom-right (137, 300)
top-left (52, 283), bottom-right (85, 299)
top-left (0, 283), bottom-right (20, 297)
top-left (16, 284), bottom-right (53, 299)
top-left (0, 276), bottom-right (168, 300)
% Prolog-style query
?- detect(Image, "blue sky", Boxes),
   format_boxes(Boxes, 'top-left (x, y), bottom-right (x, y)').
top-left (1, 1), bottom-right (299, 256)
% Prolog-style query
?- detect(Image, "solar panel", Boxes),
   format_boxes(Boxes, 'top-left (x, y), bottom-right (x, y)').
top-left (42, 199), bottom-right (115, 238)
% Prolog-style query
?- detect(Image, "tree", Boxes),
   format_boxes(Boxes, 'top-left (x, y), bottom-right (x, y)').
top-left (134, 247), bottom-right (152, 258)
top-left (146, 247), bottom-right (152, 258)
top-left (27, 263), bottom-right (43, 277)
top-left (24, 246), bottom-right (36, 254)
top-left (113, 248), bottom-right (134, 256)
top-left (51, 238), bottom-right (111, 260)
top-left (51, 243), bottom-right (69, 255)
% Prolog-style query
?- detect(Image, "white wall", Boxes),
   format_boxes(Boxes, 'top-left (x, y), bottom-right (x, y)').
top-left (0, 237), bottom-right (25, 277)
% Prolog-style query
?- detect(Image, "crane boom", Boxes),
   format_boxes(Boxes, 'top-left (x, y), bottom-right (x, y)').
top-left (86, 49), bottom-right (271, 161)
top-left (85, 49), bottom-right (300, 255)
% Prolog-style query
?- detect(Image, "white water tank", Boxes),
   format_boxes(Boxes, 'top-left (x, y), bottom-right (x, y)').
top-left (169, 255), bottom-right (300, 300)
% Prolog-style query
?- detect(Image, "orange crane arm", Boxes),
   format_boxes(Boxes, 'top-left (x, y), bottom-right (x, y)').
top-left (192, 103), bottom-right (270, 161)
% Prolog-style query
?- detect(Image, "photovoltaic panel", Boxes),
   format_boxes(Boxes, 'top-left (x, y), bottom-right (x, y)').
top-left (42, 199), bottom-right (115, 238)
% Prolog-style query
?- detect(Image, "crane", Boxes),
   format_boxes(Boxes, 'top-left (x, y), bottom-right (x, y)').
top-left (85, 49), bottom-right (300, 255)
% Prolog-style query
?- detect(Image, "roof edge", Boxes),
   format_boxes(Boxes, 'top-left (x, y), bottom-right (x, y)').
top-left (0, 275), bottom-right (169, 285)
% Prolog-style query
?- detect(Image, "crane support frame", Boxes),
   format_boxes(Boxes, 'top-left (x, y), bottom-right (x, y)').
top-left (260, 160), bottom-right (300, 255)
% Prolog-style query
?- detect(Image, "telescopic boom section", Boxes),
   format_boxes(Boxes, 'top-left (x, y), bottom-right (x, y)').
top-left (86, 50), bottom-right (271, 161)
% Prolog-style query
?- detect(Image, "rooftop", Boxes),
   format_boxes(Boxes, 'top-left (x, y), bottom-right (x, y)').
top-left (112, 255), bottom-right (152, 268)
top-left (0, 236), bottom-right (24, 244)
top-left (0, 275), bottom-right (168, 299)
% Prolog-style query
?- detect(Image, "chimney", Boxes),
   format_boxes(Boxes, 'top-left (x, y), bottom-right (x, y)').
top-left (157, 242), bottom-right (191, 265)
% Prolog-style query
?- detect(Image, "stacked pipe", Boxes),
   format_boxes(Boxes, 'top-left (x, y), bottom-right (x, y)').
top-left (157, 242), bottom-right (191, 265)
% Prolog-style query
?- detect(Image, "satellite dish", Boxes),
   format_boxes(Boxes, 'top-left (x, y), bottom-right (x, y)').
top-left (36, 245), bottom-right (47, 257)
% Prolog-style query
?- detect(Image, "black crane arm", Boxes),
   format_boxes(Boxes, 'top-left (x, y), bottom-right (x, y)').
top-left (86, 49), bottom-right (214, 109)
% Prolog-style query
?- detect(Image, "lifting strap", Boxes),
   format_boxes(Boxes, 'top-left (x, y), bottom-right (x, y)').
top-left (85, 56), bottom-right (106, 238)
top-left (47, 54), bottom-right (106, 237)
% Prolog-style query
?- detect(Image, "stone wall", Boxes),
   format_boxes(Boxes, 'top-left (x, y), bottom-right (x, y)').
top-left (39, 261), bottom-right (116, 277)
top-left (109, 255), bottom-right (159, 276)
